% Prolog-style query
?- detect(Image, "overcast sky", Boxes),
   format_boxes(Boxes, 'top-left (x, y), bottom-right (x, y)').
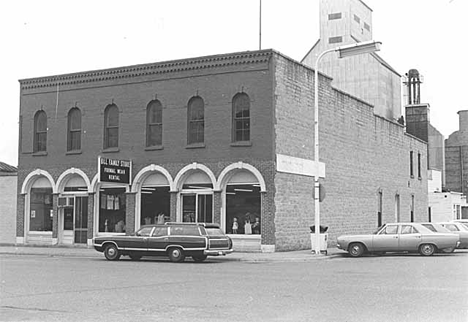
top-left (1, 0), bottom-right (466, 167)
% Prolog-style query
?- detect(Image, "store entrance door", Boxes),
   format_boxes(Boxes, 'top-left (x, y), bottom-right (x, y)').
top-left (74, 196), bottom-right (88, 244)
top-left (181, 193), bottom-right (213, 223)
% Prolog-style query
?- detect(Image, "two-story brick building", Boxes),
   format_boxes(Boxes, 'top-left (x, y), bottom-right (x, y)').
top-left (17, 49), bottom-right (427, 252)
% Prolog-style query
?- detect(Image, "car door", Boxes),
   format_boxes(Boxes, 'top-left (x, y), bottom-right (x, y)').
top-left (398, 224), bottom-right (422, 251)
top-left (123, 226), bottom-right (154, 251)
top-left (372, 224), bottom-right (399, 251)
top-left (147, 226), bottom-right (169, 254)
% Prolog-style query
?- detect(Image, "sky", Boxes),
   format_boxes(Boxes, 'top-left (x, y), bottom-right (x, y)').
top-left (1, 0), bottom-right (466, 167)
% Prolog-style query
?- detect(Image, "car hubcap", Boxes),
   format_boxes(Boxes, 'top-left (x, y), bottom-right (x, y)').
top-left (173, 250), bottom-right (180, 257)
top-left (108, 248), bottom-right (115, 256)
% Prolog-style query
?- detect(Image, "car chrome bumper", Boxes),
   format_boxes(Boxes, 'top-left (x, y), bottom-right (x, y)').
top-left (204, 249), bottom-right (234, 256)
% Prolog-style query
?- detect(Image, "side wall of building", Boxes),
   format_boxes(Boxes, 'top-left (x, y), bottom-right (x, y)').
top-left (0, 175), bottom-right (17, 244)
top-left (273, 54), bottom-right (428, 251)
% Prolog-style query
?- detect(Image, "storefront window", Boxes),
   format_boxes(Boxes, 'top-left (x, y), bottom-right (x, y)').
top-left (99, 188), bottom-right (126, 233)
top-left (226, 184), bottom-right (261, 235)
top-left (141, 186), bottom-right (170, 225)
top-left (29, 188), bottom-right (53, 232)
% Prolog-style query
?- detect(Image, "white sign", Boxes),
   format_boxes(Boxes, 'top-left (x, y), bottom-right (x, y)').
top-left (276, 154), bottom-right (325, 178)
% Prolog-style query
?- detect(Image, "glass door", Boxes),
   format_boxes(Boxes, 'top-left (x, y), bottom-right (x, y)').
top-left (181, 193), bottom-right (213, 223)
top-left (74, 196), bottom-right (88, 244)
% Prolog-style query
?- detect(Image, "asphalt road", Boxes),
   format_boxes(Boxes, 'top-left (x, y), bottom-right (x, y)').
top-left (1, 252), bottom-right (467, 322)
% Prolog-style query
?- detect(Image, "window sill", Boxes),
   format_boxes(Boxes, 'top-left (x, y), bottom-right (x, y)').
top-left (410, 175), bottom-right (414, 179)
top-left (186, 143), bottom-right (205, 149)
top-left (230, 141), bottom-right (252, 147)
top-left (102, 147), bottom-right (120, 153)
top-left (66, 150), bottom-right (82, 155)
top-left (145, 145), bottom-right (164, 151)
top-left (32, 151), bottom-right (48, 157)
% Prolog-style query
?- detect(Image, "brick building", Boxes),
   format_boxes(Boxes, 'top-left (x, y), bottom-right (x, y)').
top-left (445, 110), bottom-right (468, 219)
top-left (0, 162), bottom-right (17, 244)
top-left (17, 50), bottom-right (427, 251)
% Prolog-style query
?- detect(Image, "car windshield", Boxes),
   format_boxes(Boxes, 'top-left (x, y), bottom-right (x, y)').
top-left (206, 228), bottom-right (225, 236)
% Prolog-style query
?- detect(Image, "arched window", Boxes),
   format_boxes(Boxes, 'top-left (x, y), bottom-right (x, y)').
top-left (67, 107), bottom-right (81, 151)
top-left (104, 104), bottom-right (119, 149)
top-left (187, 97), bottom-right (204, 145)
top-left (232, 93), bottom-right (250, 142)
top-left (33, 110), bottom-right (47, 152)
top-left (146, 100), bottom-right (163, 147)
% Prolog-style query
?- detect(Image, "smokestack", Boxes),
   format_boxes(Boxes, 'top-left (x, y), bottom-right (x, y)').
top-left (404, 69), bottom-right (423, 105)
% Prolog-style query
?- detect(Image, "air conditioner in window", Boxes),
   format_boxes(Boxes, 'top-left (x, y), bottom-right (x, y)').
top-left (58, 196), bottom-right (74, 207)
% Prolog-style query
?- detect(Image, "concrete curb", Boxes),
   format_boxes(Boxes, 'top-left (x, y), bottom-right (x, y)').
top-left (0, 245), bottom-right (344, 262)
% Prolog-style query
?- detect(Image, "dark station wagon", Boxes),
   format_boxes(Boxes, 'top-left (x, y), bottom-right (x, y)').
top-left (93, 223), bottom-right (233, 262)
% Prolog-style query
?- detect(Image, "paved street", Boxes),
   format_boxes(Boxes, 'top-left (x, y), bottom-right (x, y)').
top-left (1, 250), bottom-right (467, 322)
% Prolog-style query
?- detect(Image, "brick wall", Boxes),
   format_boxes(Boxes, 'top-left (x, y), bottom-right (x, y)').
top-left (273, 53), bottom-right (428, 250)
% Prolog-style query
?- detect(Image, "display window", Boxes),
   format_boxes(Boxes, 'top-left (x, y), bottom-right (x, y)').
top-left (226, 184), bottom-right (261, 235)
top-left (29, 188), bottom-right (53, 232)
top-left (98, 187), bottom-right (126, 233)
top-left (181, 183), bottom-right (213, 224)
top-left (140, 186), bottom-right (170, 225)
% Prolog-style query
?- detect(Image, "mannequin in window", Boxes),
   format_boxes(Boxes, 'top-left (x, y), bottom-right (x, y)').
top-left (232, 217), bottom-right (238, 234)
top-left (244, 213), bottom-right (252, 235)
top-left (252, 217), bottom-right (261, 234)
top-left (157, 213), bottom-right (165, 224)
top-left (115, 220), bottom-right (125, 233)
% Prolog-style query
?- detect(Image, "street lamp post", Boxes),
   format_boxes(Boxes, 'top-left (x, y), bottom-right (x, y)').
top-left (313, 40), bottom-right (382, 255)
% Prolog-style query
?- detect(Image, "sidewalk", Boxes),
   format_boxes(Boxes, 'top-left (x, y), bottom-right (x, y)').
top-left (0, 244), bottom-right (343, 262)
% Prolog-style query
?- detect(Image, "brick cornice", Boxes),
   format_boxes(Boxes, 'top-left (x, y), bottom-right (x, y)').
top-left (19, 50), bottom-right (273, 90)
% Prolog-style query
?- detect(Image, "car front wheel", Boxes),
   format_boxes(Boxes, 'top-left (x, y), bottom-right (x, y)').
top-left (419, 244), bottom-right (435, 256)
top-left (104, 244), bottom-right (121, 261)
top-left (348, 243), bottom-right (365, 257)
top-left (168, 247), bottom-right (185, 263)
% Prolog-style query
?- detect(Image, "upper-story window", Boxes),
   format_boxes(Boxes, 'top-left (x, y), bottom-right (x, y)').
top-left (328, 12), bottom-right (341, 20)
top-left (146, 100), bottom-right (163, 147)
top-left (417, 152), bottom-right (421, 178)
top-left (187, 97), bottom-right (204, 145)
top-left (329, 36), bottom-right (343, 44)
top-left (33, 110), bottom-right (47, 153)
top-left (232, 93), bottom-right (250, 142)
top-left (364, 22), bottom-right (370, 31)
top-left (354, 14), bottom-right (360, 23)
top-left (67, 107), bottom-right (81, 151)
top-left (104, 104), bottom-right (119, 149)
top-left (410, 151), bottom-right (414, 177)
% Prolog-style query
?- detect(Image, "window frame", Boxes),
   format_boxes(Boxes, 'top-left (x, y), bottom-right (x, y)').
top-left (410, 151), bottom-right (414, 178)
top-left (103, 104), bottom-right (119, 150)
top-left (33, 110), bottom-right (47, 153)
top-left (231, 93), bottom-right (251, 143)
top-left (146, 100), bottom-right (163, 147)
top-left (67, 107), bottom-right (82, 152)
top-left (187, 96), bottom-right (205, 146)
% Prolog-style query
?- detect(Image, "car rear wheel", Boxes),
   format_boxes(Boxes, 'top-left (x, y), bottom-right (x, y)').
top-left (104, 244), bottom-right (121, 261)
top-left (419, 244), bottom-right (435, 256)
top-left (168, 247), bottom-right (185, 263)
top-left (440, 247), bottom-right (455, 253)
top-left (348, 243), bottom-right (365, 257)
top-left (192, 255), bottom-right (208, 263)
top-left (129, 254), bottom-right (142, 261)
